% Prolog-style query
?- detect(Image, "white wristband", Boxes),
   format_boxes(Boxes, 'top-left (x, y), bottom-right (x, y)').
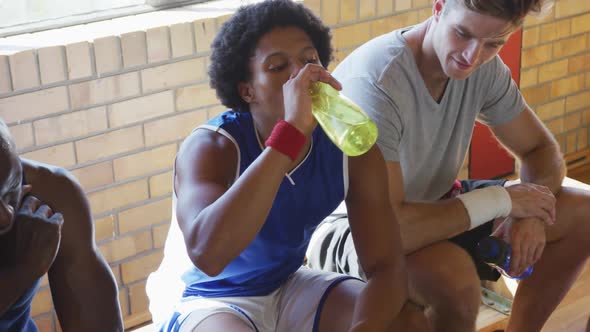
top-left (457, 186), bottom-right (512, 230)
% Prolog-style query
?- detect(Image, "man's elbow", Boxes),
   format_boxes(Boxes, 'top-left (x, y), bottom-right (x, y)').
top-left (365, 257), bottom-right (407, 288)
top-left (188, 248), bottom-right (226, 277)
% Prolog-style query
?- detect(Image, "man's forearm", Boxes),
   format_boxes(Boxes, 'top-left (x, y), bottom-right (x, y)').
top-left (397, 199), bottom-right (470, 254)
top-left (520, 142), bottom-right (565, 194)
top-left (350, 266), bottom-right (407, 331)
top-left (51, 254), bottom-right (123, 332)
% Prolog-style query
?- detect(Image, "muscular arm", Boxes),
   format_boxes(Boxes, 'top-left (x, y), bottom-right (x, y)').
top-left (386, 163), bottom-right (470, 254)
top-left (389, 107), bottom-right (563, 253)
top-left (23, 161), bottom-right (123, 332)
top-left (175, 130), bottom-right (295, 276)
top-left (491, 107), bottom-right (565, 194)
top-left (346, 145), bottom-right (408, 331)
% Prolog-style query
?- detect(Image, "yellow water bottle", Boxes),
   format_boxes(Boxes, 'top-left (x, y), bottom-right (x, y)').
top-left (309, 82), bottom-right (378, 157)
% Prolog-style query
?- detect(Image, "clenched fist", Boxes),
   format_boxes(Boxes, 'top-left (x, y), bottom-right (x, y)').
top-left (13, 195), bottom-right (64, 280)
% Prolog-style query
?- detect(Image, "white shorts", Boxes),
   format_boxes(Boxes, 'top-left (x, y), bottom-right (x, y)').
top-left (158, 267), bottom-right (359, 332)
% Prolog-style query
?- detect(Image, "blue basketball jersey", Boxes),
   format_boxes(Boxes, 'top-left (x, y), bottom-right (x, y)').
top-left (0, 280), bottom-right (40, 332)
top-left (181, 111), bottom-right (347, 298)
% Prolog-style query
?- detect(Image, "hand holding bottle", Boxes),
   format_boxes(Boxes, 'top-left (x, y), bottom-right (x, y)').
top-left (282, 64), bottom-right (342, 137)
top-left (492, 216), bottom-right (545, 277)
top-left (477, 236), bottom-right (533, 280)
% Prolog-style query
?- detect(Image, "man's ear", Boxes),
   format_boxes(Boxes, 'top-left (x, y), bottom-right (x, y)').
top-left (433, 0), bottom-right (445, 21)
top-left (238, 82), bottom-right (255, 104)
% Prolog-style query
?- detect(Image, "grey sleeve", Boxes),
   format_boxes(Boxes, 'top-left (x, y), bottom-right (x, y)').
top-left (477, 56), bottom-right (527, 127)
top-left (340, 77), bottom-right (403, 162)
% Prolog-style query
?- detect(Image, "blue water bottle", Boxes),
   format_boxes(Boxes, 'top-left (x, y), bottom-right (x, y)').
top-left (477, 236), bottom-right (533, 280)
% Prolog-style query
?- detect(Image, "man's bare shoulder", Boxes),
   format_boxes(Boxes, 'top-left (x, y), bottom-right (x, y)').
top-left (21, 159), bottom-right (82, 196)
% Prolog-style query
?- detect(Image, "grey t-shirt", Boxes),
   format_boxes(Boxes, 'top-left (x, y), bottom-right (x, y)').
top-left (332, 28), bottom-right (526, 202)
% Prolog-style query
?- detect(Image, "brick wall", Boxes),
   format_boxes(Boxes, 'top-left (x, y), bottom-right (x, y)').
top-left (0, 0), bottom-right (588, 330)
top-left (520, 1), bottom-right (590, 156)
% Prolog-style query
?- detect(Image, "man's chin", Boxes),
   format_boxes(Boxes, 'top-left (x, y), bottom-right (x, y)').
top-left (447, 68), bottom-right (472, 80)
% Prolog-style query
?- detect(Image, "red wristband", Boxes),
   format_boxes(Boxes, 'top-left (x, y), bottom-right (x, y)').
top-left (265, 120), bottom-right (306, 161)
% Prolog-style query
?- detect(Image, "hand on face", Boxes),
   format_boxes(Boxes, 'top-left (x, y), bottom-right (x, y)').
top-left (0, 184), bottom-right (31, 235)
top-left (282, 63), bottom-right (342, 136)
top-left (506, 182), bottom-right (556, 226)
top-left (13, 195), bottom-right (64, 280)
top-left (0, 201), bottom-right (15, 235)
top-left (493, 216), bottom-right (546, 277)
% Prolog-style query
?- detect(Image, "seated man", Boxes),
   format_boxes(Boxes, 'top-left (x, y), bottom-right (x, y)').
top-left (0, 121), bottom-right (123, 331)
top-left (146, 1), bottom-right (412, 331)
top-left (307, 0), bottom-right (590, 331)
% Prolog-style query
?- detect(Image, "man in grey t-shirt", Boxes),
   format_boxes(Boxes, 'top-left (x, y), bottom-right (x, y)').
top-left (307, 0), bottom-right (590, 331)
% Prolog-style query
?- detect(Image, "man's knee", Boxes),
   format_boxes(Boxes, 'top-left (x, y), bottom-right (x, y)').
top-left (408, 242), bottom-right (481, 314)
top-left (549, 187), bottom-right (590, 241)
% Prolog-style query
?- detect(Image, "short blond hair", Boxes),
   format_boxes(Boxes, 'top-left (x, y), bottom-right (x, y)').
top-left (445, 0), bottom-right (553, 26)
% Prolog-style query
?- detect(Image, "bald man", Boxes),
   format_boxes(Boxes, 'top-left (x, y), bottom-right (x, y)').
top-left (0, 121), bottom-right (123, 332)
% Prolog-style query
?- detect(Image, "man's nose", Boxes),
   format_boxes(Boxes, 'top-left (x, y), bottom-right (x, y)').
top-left (463, 40), bottom-right (483, 65)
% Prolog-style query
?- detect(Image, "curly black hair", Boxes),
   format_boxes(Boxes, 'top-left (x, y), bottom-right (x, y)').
top-left (208, 0), bottom-right (333, 112)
